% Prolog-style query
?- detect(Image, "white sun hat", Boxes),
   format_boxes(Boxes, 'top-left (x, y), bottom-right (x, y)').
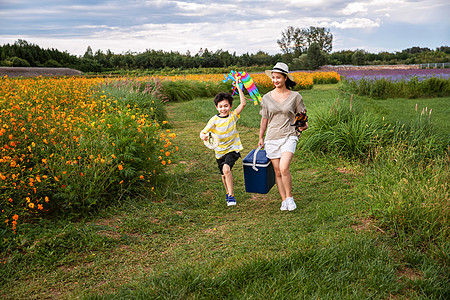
top-left (265, 62), bottom-right (294, 81)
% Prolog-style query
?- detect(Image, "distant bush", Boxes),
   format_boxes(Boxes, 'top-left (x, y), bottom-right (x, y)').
top-left (43, 59), bottom-right (62, 67)
top-left (3, 56), bottom-right (31, 67)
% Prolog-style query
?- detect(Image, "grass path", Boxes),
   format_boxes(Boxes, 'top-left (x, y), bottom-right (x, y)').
top-left (3, 92), bottom-right (430, 299)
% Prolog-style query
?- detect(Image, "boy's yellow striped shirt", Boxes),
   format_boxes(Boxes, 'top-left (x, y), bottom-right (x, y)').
top-left (202, 110), bottom-right (243, 158)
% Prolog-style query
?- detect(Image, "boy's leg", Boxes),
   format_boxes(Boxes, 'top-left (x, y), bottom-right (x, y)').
top-left (221, 173), bottom-right (228, 195)
top-left (222, 164), bottom-right (233, 196)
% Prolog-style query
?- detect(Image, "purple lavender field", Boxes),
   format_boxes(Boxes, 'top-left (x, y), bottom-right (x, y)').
top-left (338, 68), bottom-right (450, 82)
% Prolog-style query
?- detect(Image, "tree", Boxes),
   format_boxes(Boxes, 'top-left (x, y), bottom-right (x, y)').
top-left (277, 26), bottom-right (306, 56)
top-left (306, 26), bottom-right (333, 53)
top-left (83, 46), bottom-right (93, 59)
top-left (352, 50), bottom-right (366, 65)
top-left (306, 43), bottom-right (326, 70)
top-left (278, 26), bottom-right (333, 56)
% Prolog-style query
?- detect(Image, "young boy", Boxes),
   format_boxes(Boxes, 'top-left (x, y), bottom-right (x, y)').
top-left (200, 84), bottom-right (246, 206)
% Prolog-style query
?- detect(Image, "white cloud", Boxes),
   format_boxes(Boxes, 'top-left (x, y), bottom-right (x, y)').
top-left (331, 18), bottom-right (381, 29)
top-left (341, 2), bottom-right (368, 15)
top-left (1, 0), bottom-right (449, 56)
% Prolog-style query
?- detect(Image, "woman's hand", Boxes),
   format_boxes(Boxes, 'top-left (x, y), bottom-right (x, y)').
top-left (258, 138), bottom-right (264, 148)
top-left (298, 122), bottom-right (308, 132)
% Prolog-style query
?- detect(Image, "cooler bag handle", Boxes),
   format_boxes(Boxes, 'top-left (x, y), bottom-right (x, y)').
top-left (252, 146), bottom-right (263, 171)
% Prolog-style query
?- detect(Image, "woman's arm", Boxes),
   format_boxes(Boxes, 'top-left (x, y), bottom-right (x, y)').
top-left (258, 117), bottom-right (268, 147)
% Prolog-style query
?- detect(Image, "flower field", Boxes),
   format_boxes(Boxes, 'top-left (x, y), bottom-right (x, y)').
top-left (137, 70), bottom-right (341, 90)
top-left (338, 68), bottom-right (450, 99)
top-left (1, 76), bottom-right (177, 235)
top-left (337, 67), bottom-right (450, 82)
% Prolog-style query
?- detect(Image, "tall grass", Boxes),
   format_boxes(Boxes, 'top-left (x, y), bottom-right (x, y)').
top-left (361, 144), bottom-right (449, 260)
top-left (301, 95), bottom-right (448, 266)
top-left (301, 97), bottom-right (387, 159)
top-left (301, 96), bottom-right (445, 161)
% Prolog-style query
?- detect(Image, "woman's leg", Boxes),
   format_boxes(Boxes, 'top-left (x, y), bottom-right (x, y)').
top-left (271, 158), bottom-right (286, 200)
top-left (279, 151), bottom-right (294, 198)
top-left (272, 152), bottom-right (294, 200)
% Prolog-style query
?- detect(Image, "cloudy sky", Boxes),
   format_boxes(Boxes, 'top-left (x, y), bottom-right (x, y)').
top-left (1, 0), bottom-right (449, 56)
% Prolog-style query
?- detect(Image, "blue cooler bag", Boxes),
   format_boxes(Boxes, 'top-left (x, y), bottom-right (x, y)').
top-left (242, 146), bottom-right (275, 194)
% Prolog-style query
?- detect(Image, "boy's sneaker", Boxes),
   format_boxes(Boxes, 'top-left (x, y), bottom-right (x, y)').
top-left (286, 197), bottom-right (297, 211)
top-left (227, 195), bottom-right (236, 206)
top-left (280, 199), bottom-right (288, 211)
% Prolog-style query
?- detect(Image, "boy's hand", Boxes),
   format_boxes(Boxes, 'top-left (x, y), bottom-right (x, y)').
top-left (200, 132), bottom-right (208, 141)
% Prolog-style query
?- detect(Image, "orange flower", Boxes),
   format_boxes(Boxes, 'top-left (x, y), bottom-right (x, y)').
top-left (165, 151), bottom-right (170, 157)
top-left (45, 196), bottom-right (49, 202)
top-left (12, 214), bottom-right (18, 221)
top-left (28, 203), bottom-right (35, 208)
top-left (118, 164), bottom-right (123, 170)
top-left (139, 175), bottom-right (144, 179)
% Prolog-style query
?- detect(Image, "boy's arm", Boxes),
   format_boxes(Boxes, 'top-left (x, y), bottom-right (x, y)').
top-left (200, 120), bottom-right (212, 141)
top-left (234, 82), bottom-right (246, 115)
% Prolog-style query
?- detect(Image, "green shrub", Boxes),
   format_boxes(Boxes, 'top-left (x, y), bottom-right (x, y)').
top-left (369, 77), bottom-right (392, 99)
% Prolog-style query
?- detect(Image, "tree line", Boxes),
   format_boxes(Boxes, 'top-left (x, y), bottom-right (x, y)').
top-left (1, 31), bottom-right (449, 73)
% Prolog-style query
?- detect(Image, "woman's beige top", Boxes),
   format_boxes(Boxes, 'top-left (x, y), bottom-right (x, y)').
top-left (259, 91), bottom-right (306, 141)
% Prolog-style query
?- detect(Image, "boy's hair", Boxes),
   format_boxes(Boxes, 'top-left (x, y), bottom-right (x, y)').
top-left (214, 92), bottom-right (233, 107)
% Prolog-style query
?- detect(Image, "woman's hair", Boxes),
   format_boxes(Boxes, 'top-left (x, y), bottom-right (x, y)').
top-left (284, 75), bottom-right (297, 90)
top-left (214, 92), bottom-right (233, 106)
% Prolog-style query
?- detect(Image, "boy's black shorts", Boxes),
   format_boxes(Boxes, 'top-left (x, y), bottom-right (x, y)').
top-left (216, 151), bottom-right (241, 175)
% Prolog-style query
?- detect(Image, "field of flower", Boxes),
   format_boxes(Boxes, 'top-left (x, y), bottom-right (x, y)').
top-left (338, 68), bottom-right (450, 99)
top-left (0, 76), bottom-right (177, 237)
top-left (337, 67), bottom-right (450, 82)
top-left (137, 71), bottom-right (340, 91)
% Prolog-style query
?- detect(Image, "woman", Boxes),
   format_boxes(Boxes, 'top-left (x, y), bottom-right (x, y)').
top-left (258, 62), bottom-right (308, 211)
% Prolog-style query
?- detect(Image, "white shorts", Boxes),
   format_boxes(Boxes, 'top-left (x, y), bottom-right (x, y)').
top-left (264, 136), bottom-right (298, 159)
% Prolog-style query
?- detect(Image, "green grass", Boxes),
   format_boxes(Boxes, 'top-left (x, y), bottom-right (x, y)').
top-left (346, 93), bottom-right (450, 141)
top-left (1, 85), bottom-right (448, 299)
